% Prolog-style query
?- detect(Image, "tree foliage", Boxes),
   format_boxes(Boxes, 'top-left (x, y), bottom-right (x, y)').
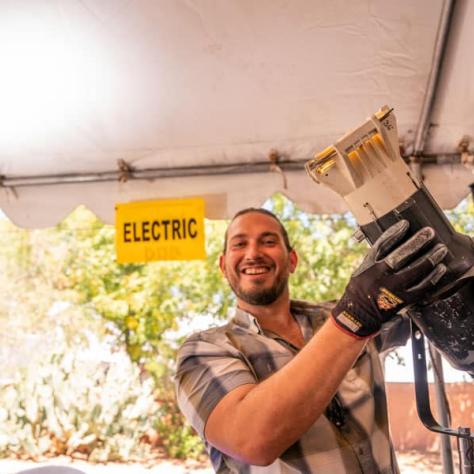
top-left (0, 192), bottom-right (472, 460)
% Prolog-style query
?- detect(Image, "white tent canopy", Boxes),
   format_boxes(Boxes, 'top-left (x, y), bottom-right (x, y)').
top-left (0, 0), bottom-right (473, 228)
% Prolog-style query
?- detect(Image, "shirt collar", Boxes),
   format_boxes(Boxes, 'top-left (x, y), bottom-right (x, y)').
top-left (230, 301), bottom-right (317, 339)
top-left (231, 307), bottom-right (264, 334)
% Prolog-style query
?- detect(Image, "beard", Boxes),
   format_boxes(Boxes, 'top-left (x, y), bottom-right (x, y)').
top-left (229, 273), bottom-right (289, 306)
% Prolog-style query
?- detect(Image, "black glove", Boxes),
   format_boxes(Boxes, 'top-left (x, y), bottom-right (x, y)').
top-left (332, 220), bottom-right (448, 339)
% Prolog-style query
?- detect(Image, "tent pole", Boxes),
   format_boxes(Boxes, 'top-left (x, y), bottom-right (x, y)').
top-left (0, 153), bottom-right (465, 189)
top-left (413, 0), bottom-right (457, 155)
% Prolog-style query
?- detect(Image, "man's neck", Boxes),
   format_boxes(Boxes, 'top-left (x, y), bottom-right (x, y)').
top-left (237, 292), bottom-right (291, 325)
top-left (236, 293), bottom-right (305, 347)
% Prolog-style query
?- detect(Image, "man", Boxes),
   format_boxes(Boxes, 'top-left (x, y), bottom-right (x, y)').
top-left (175, 208), bottom-right (448, 473)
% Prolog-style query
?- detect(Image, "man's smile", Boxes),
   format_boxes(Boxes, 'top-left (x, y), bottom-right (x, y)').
top-left (240, 265), bottom-right (271, 276)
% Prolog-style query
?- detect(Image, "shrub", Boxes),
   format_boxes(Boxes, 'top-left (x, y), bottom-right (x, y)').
top-left (0, 343), bottom-right (163, 462)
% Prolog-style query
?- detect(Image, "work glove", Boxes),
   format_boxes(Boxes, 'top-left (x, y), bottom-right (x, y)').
top-left (332, 219), bottom-right (448, 339)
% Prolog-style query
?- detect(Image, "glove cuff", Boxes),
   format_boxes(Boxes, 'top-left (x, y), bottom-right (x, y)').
top-left (329, 314), bottom-right (372, 340)
top-left (331, 297), bottom-right (380, 338)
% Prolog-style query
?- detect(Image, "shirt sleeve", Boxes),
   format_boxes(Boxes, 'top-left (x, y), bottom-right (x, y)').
top-left (175, 331), bottom-right (257, 438)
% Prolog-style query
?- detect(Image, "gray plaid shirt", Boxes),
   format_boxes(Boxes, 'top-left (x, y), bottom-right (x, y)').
top-left (176, 300), bottom-right (407, 473)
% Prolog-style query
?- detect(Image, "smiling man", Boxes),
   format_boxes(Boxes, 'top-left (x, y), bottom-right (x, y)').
top-left (175, 208), bottom-right (448, 473)
top-left (221, 209), bottom-right (296, 307)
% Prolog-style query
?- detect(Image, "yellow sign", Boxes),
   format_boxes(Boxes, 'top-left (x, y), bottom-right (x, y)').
top-left (115, 197), bottom-right (206, 263)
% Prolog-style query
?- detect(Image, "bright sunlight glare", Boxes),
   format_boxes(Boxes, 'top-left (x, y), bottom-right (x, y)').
top-left (0, 6), bottom-right (118, 150)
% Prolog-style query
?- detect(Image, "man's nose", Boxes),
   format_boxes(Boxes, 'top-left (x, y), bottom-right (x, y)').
top-left (244, 241), bottom-right (263, 260)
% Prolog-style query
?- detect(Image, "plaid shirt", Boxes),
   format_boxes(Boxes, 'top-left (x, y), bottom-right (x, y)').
top-left (176, 300), bottom-right (407, 473)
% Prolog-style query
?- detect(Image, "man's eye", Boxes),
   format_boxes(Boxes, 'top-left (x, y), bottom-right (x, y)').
top-left (263, 239), bottom-right (277, 245)
top-left (232, 241), bottom-right (246, 249)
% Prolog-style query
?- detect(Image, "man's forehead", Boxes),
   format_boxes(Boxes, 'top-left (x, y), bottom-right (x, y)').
top-left (227, 212), bottom-right (282, 238)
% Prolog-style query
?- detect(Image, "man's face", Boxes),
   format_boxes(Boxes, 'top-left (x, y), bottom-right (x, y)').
top-left (219, 212), bottom-right (297, 306)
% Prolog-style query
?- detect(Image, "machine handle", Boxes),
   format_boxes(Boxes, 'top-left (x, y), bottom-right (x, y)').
top-left (410, 320), bottom-right (474, 440)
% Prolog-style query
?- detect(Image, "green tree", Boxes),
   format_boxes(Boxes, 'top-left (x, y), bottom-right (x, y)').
top-left (0, 192), bottom-right (472, 460)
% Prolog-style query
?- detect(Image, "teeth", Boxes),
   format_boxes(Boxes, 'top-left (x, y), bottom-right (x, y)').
top-left (243, 267), bottom-right (268, 275)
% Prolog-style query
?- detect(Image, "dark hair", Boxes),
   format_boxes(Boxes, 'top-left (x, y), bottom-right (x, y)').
top-left (223, 207), bottom-right (292, 253)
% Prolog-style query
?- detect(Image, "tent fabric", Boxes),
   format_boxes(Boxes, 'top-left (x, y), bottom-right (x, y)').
top-left (0, 0), bottom-right (473, 228)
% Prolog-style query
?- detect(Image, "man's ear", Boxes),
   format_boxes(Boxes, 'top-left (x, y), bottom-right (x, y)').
top-left (289, 249), bottom-right (298, 273)
top-left (219, 254), bottom-right (227, 276)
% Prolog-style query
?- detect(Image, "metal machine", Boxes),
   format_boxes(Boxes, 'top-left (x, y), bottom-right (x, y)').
top-left (305, 106), bottom-right (474, 472)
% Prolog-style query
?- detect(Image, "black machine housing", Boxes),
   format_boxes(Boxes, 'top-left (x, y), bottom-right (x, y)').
top-left (360, 185), bottom-right (474, 376)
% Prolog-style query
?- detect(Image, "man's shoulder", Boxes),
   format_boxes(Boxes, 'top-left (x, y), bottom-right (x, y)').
top-left (181, 322), bottom-right (232, 345)
top-left (176, 321), bottom-right (237, 359)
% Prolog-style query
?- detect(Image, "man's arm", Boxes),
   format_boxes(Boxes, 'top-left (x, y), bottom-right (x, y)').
top-left (206, 221), bottom-right (449, 466)
top-left (205, 319), bottom-right (366, 466)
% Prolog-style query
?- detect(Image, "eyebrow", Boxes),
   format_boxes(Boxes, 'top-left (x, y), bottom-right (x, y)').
top-left (260, 232), bottom-right (280, 239)
top-left (229, 231), bottom-right (280, 241)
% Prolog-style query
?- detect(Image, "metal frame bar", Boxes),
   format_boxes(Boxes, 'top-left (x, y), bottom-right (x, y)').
top-left (0, 152), bottom-right (466, 189)
top-left (411, 321), bottom-right (474, 441)
top-left (413, 0), bottom-right (458, 155)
